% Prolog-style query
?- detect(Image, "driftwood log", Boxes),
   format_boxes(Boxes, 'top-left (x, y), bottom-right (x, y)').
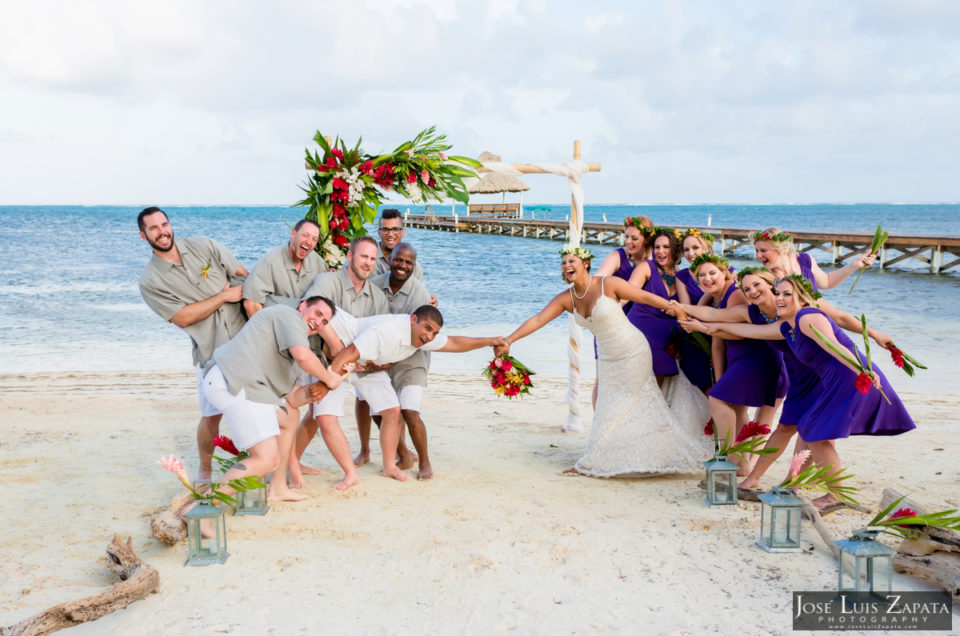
top-left (2, 535), bottom-right (159, 636)
top-left (150, 490), bottom-right (193, 545)
top-left (880, 487), bottom-right (960, 601)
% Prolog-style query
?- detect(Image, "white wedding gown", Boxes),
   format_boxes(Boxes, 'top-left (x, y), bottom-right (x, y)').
top-left (572, 287), bottom-right (713, 477)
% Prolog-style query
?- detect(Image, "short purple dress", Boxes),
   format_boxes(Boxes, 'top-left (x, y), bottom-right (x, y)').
top-left (708, 285), bottom-right (788, 407)
top-left (797, 253), bottom-right (818, 291)
top-left (766, 337), bottom-right (819, 427)
top-left (625, 260), bottom-right (679, 376)
top-left (676, 265), bottom-right (737, 390)
top-left (784, 308), bottom-right (915, 442)
top-left (593, 248), bottom-right (635, 359)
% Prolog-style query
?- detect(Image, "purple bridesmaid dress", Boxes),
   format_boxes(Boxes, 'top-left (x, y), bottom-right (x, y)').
top-left (625, 259), bottom-right (679, 376)
top-left (784, 308), bottom-right (915, 442)
top-left (708, 285), bottom-right (788, 407)
top-left (797, 253), bottom-right (818, 291)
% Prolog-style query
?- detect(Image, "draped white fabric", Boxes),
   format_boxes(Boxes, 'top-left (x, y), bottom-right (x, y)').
top-left (472, 160), bottom-right (592, 431)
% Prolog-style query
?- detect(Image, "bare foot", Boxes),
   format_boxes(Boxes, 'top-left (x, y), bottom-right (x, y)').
top-left (397, 451), bottom-right (418, 470)
top-left (300, 464), bottom-right (324, 475)
top-left (333, 473), bottom-right (359, 491)
top-left (738, 477), bottom-right (761, 490)
top-left (289, 473), bottom-right (306, 491)
top-left (562, 467), bottom-right (581, 475)
top-left (417, 462), bottom-right (434, 481)
top-left (353, 450), bottom-right (370, 467)
top-left (813, 493), bottom-right (840, 508)
top-left (382, 465), bottom-right (410, 482)
top-left (268, 486), bottom-right (307, 502)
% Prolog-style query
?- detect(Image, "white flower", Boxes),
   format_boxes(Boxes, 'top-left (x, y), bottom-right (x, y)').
top-left (406, 182), bottom-right (423, 202)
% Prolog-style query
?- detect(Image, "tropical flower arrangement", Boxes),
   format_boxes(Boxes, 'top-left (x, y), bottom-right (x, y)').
top-left (296, 126), bottom-right (482, 268)
top-left (810, 313), bottom-right (890, 403)
top-left (482, 354), bottom-right (535, 399)
top-left (158, 454), bottom-right (263, 508)
top-left (708, 420), bottom-right (778, 461)
top-left (848, 224), bottom-right (889, 295)
top-left (211, 435), bottom-right (248, 473)
top-left (778, 449), bottom-right (859, 505)
top-left (853, 495), bottom-right (960, 541)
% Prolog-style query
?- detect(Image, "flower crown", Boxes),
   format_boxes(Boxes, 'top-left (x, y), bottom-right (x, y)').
top-left (680, 228), bottom-right (715, 243)
top-left (782, 273), bottom-right (822, 300)
top-left (623, 216), bottom-right (652, 231)
top-left (559, 244), bottom-right (594, 261)
top-left (735, 266), bottom-right (771, 284)
top-left (690, 253), bottom-right (730, 273)
top-left (752, 230), bottom-right (792, 243)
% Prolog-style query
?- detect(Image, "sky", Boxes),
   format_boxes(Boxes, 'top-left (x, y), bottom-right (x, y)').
top-left (1, 0), bottom-right (959, 205)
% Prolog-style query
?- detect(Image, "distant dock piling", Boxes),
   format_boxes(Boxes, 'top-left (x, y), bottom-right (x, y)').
top-left (404, 214), bottom-right (960, 274)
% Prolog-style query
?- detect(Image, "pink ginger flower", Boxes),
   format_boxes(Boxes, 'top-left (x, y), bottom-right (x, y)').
top-left (421, 169), bottom-right (430, 183)
top-left (405, 149), bottom-right (414, 158)
top-left (788, 449), bottom-right (812, 478)
top-left (439, 152), bottom-right (447, 160)
top-left (158, 454), bottom-right (193, 490)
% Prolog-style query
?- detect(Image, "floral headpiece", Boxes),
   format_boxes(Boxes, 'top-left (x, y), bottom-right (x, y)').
top-left (623, 216), bottom-right (653, 231)
top-left (559, 244), bottom-right (594, 261)
top-left (781, 273), bottom-right (822, 300)
top-left (690, 253), bottom-right (730, 273)
top-left (752, 230), bottom-right (792, 243)
top-left (680, 228), bottom-right (714, 243)
top-left (736, 266), bottom-right (771, 284)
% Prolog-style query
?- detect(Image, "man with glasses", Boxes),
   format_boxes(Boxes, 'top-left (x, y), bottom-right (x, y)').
top-left (374, 209), bottom-right (423, 279)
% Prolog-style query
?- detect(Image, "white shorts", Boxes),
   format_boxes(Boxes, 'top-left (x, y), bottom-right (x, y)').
top-left (397, 384), bottom-right (423, 412)
top-left (201, 365), bottom-right (280, 451)
top-left (311, 371), bottom-right (400, 418)
top-left (196, 364), bottom-right (222, 417)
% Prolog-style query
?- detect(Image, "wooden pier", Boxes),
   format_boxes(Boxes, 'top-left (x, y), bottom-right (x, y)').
top-left (404, 213), bottom-right (960, 274)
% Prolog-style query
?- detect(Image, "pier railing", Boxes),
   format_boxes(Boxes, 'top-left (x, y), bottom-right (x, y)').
top-left (403, 213), bottom-right (960, 274)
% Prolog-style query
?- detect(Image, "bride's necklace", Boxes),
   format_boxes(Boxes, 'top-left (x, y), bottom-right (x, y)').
top-left (572, 276), bottom-right (593, 300)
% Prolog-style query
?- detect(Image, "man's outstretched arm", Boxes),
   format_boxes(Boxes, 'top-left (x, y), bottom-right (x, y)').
top-left (435, 336), bottom-right (508, 353)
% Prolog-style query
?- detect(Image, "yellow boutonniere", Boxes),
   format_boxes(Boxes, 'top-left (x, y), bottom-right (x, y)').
top-left (201, 263), bottom-right (211, 280)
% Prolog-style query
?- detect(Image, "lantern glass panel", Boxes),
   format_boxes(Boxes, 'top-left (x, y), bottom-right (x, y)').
top-left (835, 531), bottom-right (896, 595)
top-left (184, 502), bottom-right (229, 566)
top-left (704, 456), bottom-right (738, 506)
top-left (236, 485), bottom-right (269, 516)
top-left (757, 488), bottom-right (802, 552)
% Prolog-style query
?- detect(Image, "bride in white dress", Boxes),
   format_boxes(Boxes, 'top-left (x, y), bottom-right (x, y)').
top-left (498, 247), bottom-right (713, 477)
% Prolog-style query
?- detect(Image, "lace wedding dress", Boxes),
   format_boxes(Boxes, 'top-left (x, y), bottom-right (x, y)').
top-left (572, 285), bottom-right (713, 477)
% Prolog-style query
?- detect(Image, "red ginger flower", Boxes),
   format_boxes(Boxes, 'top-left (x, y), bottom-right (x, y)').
top-left (735, 420), bottom-right (771, 443)
top-left (703, 418), bottom-right (714, 436)
top-left (333, 234), bottom-right (349, 248)
top-left (325, 157), bottom-right (337, 169)
top-left (332, 177), bottom-right (348, 190)
top-left (213, 435), bottom-right (240, 456)
top-left (889, 346), bottom-right (905, 368)
top-left (331, 148), bottom-right (343, 161)
top-left (889, 507), bottom-right (921, 526)
top-left (855, 372), bottom-right (872, 394)
top-left (406, 172), bottom-right (418, 184)
top-left (360, 160), bottom-right (373, 175)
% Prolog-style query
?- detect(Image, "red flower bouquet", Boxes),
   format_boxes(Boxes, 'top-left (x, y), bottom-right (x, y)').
top-left (482, 354), bottom-right (535, 399)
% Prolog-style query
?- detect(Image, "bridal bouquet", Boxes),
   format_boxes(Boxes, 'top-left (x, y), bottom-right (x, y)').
top-left (296, 126), bottom-right (481, 268)
top-left (482, 354), bottom-right (535, 399)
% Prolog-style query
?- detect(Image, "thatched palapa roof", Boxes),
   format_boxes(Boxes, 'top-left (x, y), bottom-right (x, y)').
top-left (468, 152), bottom-right (530, 194)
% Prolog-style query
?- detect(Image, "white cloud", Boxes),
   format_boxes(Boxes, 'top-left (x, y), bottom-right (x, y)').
top-left (0, 0), bottom-right (958, 204)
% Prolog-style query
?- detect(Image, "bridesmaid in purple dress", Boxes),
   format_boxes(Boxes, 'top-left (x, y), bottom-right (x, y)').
top-left (752, 226), bottom-right (876, 291)
top-left (688, 255), bottom-right (787, 474)
top-left (685, 275), bottom-right (914, 508)
top-left (625, 228), bottom-right (691, 384)
top-left (591, 216), bottom-right (653, 407)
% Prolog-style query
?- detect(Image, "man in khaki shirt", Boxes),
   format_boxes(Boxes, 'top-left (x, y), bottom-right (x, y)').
top-left (138, 207), bottom-right (248, 481)
top-left (292, 236), bottom-right (391, 491)
top-left (242, 218), bottom-right (325, 317)
top-left (370, 243), bottom-right (436, 479)
top-left (373, 209), bottom-right (423, 280)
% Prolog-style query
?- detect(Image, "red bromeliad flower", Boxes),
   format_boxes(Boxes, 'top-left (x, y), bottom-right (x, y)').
top-left (331, 177), bottom-right (349, 190)
top-left (703, 418), bottom-right (714, 436)
top-left (855, 372), bottom-right (872, 394)
top-left (333, 233), bottom-right (349, 248)
top-left (331, 148), bottom-right (343, 161)
top-left (406, 172), bottom-right (418, 184)
top-left (212, 435), bottom-right (240, 456)
top-left (889, 346), bottom-right (905, 368)
top-left (735, 420), bottom-right (771, 443)
top-left (360, 160), bottom-right (374, 175)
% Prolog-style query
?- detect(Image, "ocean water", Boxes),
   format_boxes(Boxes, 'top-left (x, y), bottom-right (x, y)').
top-left (0, 205), bottom-right (957, 393)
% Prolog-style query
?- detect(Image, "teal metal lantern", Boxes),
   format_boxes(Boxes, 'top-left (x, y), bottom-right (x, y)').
top-left (704, 454), bottom-right (738, 506)
top-left (757, 487), bottom-right (803, 552)
top-left (834, 529), bottom-right (896, 595)
top-left (183, 501), bottom-right (229, 566)
top-left (235, 482), bottom-right (269, 516)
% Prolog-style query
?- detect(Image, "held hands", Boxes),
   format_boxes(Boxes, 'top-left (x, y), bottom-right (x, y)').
top-left (221, 283), bottom-right (244, 303)
top-left (679, 318), bottom-right (709, 335)
top-left (669, 302), bottom-right (690, 322)
top-left (322, 363), bottom-right (355, 390)
top-left (493, 337), bottom-right (511, 357)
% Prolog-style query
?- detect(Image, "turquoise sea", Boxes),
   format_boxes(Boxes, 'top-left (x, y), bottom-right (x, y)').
top-left (1, 204), bottom-right (957, 392)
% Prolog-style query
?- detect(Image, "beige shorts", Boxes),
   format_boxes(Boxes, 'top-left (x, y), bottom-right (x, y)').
top-left (310, 371), bottom-right (399, 417)
top-left (201, 365), bottom-right (280, 451)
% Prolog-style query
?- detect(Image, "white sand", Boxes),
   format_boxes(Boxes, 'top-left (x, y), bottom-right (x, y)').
top-left (1, 371), bottom-right (957, 634)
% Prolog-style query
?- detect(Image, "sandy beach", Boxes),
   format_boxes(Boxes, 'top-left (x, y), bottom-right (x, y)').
top-left (1, 370), bottom-right (957, 634)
